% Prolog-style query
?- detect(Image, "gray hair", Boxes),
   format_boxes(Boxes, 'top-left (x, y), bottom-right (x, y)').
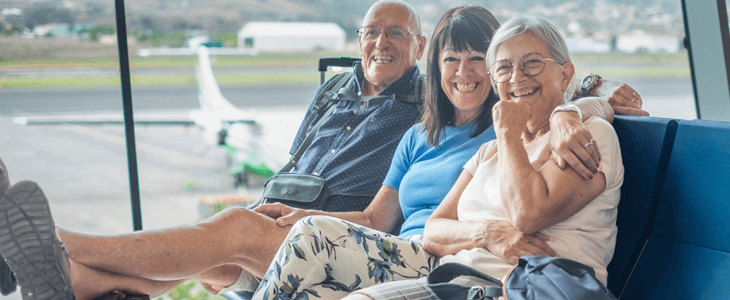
top-left (486, 15), bottom-right (575, 102)
top-left (364, 0), bottom-right (422, 35)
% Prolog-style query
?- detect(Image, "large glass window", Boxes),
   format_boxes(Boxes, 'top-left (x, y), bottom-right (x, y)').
top-left (0, 3), bottom-right (134, 236)
top-left (0, 0), bottom-right (704, 298)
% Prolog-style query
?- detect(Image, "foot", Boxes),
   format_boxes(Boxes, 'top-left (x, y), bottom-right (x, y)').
top-left (0, 157), bottom-right (18, 296)
top-left (0, 180), bottom-right (75, 300)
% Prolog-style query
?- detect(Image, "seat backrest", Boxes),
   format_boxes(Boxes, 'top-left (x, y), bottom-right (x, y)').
top-left (621, 119), bottom-right (730, 299)
top-left (607, 116), bottom-right (677, 297)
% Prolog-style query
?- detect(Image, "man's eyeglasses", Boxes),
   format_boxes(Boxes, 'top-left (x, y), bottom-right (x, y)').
top-left (489, 52), bottom-right (560, 83)
top-left (357, 26), bottom-right (418, 42)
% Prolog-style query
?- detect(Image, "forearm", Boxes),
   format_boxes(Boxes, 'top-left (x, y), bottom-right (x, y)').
top-left (572, 97), bottom-right (614, 123)
top-left (497, 134), bottom-right (550, 234)
top-left (422, 218), bottom-right (485, 257)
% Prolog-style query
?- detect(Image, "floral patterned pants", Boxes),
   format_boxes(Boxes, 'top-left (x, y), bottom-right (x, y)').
top-left (252, 216), bottom-right (439, 300)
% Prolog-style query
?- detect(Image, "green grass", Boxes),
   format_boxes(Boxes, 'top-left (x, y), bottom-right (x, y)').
top-left (571, 51), bottom-right (690, 65)
top-left (0, 72), bottom-right (319, 88)
top-left (153, 280), bottom-right (227, 300)
top-left (0, 51), bottom-right (691, 88)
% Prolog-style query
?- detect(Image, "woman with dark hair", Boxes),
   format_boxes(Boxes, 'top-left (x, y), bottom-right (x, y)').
top-left (250, 6), bottom-right (626, 300)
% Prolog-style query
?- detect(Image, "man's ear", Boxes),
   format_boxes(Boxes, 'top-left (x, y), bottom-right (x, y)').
top-left (560, 61), bottom-right (575, 92)
top-left (416, 35), bottom-right (427, 60)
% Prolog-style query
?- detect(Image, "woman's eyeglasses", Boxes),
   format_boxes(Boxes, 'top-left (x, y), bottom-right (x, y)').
top-left (489, 52), bottom-right (560, 83)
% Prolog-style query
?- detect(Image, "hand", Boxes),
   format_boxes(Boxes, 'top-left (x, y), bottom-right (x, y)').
top-left (549, 111), bottom-right (601, 179)
top-left (253, 203), bottom-right (311, 226)
top-left (595, 80), bottom-right (649, 116)
top-left (482, 221), bottom-right (556, 265)
top-left (492, 100), bottom-right (530, 139)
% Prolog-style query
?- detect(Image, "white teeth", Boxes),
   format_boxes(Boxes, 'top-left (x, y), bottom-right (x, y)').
top-left (373, 55), bottom-right (394, 64)
top-left (513, 88), bottom-right (538, 97)
top-left (455, 83), bottom-right (477, 92)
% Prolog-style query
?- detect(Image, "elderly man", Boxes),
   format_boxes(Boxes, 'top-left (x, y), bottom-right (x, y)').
top-left (0, 1), bottom-right (428, 299)
top-left (0, 1), bottom-right (647, 299)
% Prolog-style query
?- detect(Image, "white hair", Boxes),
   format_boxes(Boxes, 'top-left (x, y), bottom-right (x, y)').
top-left (364, 0), bottom-right (422, 35)
top-left (486, 15), bottom-right (575, 102)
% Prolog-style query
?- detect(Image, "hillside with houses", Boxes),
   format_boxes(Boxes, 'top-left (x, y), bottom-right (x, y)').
top-left (0, 0), bottom-right (689, 59)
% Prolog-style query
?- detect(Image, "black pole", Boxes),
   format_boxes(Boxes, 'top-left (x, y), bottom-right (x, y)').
top-left (114, 0), bottom-right (143, 231)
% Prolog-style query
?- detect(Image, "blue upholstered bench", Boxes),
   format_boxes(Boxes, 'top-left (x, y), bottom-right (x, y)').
top-left (607, 116), bottom-right (677, 297)
top-left (620, 119), bottom-right (730, 299)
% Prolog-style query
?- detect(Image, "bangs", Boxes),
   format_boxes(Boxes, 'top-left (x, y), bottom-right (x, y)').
top-left (440, 14), bottom-right (492, 54)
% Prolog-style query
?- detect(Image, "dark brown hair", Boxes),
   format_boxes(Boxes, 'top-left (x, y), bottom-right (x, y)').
top-left (421, 5), bottom-right (500, 146)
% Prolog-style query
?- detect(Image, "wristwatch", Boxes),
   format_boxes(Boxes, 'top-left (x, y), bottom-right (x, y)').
top-left (581, 73), bottom-right (602, 97)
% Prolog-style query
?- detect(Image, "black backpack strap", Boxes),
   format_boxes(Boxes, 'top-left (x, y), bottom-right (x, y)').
top-left (296, 72), bottom-right (353, 141)
top-left (335, 73), bottom-right (425, 108)
top-left (281, 102), bottom-right (338, 172)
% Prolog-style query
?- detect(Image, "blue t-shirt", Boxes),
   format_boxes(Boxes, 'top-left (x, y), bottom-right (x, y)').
top-left (384, 122), bottom-right (496, 237)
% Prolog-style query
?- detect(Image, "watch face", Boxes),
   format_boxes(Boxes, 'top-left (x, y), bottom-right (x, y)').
top-left (582, 74), bottom-right (595, 89)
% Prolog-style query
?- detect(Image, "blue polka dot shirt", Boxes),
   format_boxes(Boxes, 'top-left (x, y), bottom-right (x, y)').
top-left (289, 62), bottom-right (422, 212)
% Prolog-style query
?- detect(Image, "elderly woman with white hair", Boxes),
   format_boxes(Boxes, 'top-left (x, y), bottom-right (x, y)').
top-left (421, 13), bottom-right (623, 286)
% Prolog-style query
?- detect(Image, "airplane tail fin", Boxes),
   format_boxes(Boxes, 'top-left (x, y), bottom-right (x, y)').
top-left (195, 47), bottom-right (239, 113)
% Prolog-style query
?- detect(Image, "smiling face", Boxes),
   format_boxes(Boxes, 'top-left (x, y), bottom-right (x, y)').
top-left (359, 3), bottom-right (426, 95)
top-left (439, 47), bottom-right (491, 125)
top-left (493, 32), bottom-right (574, 124)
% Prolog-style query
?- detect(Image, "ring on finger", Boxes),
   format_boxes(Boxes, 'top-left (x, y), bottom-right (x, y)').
top-left (583, 141), bottom-right (593, 148)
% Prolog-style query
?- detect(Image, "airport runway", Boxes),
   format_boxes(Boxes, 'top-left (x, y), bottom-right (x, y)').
top-left (0, 83), bottom-right (318, 237)
top-left (0, 83), bottom-right (320, 114)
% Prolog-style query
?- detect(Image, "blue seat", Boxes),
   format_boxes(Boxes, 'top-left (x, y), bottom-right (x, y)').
top-left (621, 119), bottom-right (730, 299)
top-left (606, 116), bottom-right (677, 297)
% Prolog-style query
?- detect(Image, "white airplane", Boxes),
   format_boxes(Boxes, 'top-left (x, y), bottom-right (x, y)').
top-left (13, 47), bottom-right (286, 187)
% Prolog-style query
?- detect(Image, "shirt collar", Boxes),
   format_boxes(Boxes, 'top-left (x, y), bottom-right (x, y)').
top-left (352, 61), bottom-right (420, 96)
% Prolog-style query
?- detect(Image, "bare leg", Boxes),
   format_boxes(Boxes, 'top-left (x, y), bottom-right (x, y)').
top-left (60, 207), bottom-right (292, 281)
top-left (69, 258), bottom-right (185, 299)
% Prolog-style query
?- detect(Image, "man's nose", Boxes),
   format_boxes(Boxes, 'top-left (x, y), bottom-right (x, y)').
top-left (375, 31), bottom-right (391, 48)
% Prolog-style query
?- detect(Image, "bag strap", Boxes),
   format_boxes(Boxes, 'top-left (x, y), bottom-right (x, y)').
top-left (428, 263), bottom-right (503, 300)
top-left (281, 102), bottom-right (338, 173)
top-left (296, 72), bottom-right (353, 141)
top-left (335, 73), bottom-right (425, 109)
top-left (283, 73), bottom-right (353, 173)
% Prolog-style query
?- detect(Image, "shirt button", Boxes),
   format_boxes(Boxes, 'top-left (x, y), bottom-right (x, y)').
top-left (346, 126), bottom-right (352, 131)
top-left (330, 149), bottom-right (336, 154)
top-left (313, 172), bottom-right (319, 176)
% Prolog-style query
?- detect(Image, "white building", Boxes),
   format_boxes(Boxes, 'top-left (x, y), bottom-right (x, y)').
top-left (237, 22), bottom-right (346, 52)
top-left (565, 36), bottom-right (611, 53)
top-left (617, 29), bottom-right (681, 53)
